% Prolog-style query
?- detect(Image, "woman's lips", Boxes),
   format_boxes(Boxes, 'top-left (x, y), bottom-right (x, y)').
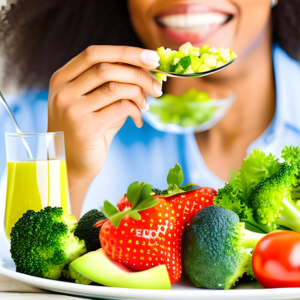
top-left (155, 5), bottom-right (231, 44)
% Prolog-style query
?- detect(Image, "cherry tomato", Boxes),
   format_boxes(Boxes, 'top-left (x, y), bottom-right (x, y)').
top-left (252, 231), bottom-right (300, 288)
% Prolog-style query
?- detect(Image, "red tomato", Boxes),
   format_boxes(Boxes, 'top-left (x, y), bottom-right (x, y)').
top-left (252, 231), bottom-right (300, 288)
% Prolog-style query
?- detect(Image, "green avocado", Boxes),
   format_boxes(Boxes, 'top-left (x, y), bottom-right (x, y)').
top-left (69, 249), bottom-right (171, 290)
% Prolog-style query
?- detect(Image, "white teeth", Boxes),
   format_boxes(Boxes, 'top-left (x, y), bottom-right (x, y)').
top-left (158, 13), bottom-right (228, 29)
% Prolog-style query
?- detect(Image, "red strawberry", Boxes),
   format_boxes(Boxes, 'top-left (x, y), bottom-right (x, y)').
top-left (99, 164), bottom-right (216, 284)
top-left (116, 194), bottom-right (132, 211)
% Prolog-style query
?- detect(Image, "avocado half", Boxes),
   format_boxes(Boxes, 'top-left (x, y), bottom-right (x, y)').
top-left (69, 249), bottom-right (171, 290)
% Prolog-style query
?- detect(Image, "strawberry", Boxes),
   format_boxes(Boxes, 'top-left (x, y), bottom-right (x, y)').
top-left (116, 194), bottom-right (132, 211)
top-left (99, 164), bottom-right (216, 284)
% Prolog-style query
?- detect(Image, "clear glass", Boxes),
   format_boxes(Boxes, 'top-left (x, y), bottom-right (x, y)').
top-left (4, 132), bottom-right (71, 239)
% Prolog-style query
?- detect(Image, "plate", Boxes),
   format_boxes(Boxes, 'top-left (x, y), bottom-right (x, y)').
top-left (1, 258), bottom-right (300, 300)
top-left (142, 94), bottom-right (235, 134)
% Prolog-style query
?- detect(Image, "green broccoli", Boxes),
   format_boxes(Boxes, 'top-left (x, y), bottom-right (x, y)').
top-left (61, 264), bottom-right (92, 285)
top-left (215, 146), bottom-right (300, 233)
top-left (183, 205), bottom-right (265, 290)
top-left (250, 164), bottom-right (300, 233)
top-left (214, 183), bottom-right (274, 233)
top-left (10, 207), bottom-right (86, 280)
top-left (291, 180), bottom-right (300, 206)
top-left (74, 209), bottom-right (107, 252)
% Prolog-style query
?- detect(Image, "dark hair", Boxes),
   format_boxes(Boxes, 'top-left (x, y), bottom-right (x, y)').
top-left (272, 1), bottom-right (300, 62)
top-left (0, 0), bottom-right (142, 89)
top-left (0, 0), bottom-right (299, 89)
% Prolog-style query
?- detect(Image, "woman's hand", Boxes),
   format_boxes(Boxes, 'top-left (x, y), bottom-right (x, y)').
top-left (47, 46), bottom-right (162, 218)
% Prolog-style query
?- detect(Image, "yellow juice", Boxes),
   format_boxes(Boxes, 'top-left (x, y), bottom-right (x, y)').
top-left (5, 160), bottom-right (71, 239)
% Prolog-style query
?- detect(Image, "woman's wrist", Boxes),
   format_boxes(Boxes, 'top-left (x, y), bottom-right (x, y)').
top-left (67, 168), bottom-right (97, 220)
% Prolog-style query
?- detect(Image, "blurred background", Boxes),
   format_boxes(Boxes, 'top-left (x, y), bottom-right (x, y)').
top-left (0, 0), bottom-right (15, 6)
top-left (0, 0), bottom-right (17, 92)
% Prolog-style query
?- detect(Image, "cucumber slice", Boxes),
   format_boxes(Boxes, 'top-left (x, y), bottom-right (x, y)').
top-left (157, 42), bottom-right (237, 74)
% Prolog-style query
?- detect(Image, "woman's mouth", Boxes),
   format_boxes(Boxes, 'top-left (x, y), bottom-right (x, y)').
top-left (155, 5), bottom-right (232, 44)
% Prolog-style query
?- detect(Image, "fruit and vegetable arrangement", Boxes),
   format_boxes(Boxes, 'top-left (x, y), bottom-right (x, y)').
top-left (157, 42), bottom-right (237, 74)
top-left (149, 88), bottom-right (216, 127)
top-left (9, 146), bottom-right (300, 290)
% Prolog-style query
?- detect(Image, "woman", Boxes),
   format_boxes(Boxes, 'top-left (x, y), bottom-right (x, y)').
top-left (0, 0), bottom-right (300, 221)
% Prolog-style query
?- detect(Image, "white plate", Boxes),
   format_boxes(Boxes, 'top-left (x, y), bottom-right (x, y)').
top-left (142, 95), bottom-right (235, 134)
top-left (1, 258), bottom-right (300, 300)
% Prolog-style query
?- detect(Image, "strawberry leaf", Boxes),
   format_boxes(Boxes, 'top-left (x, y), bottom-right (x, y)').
top-left (162, 187), bottom-right (185, 197)
top-left (134, 197), bottom-right (159, 211)
top-left (180, 184), bottom-right (201, 192)
top-left (167, 163), bottom-right (184, 187)
top-left (161, 183), bottom-right (201, 198)
top-left (140, 184), bottom-right (154, 202)
top-left (163, 164), bottom-right (201, 197)
top-left (127, 211), bottom-right (141, 221)
top-left (100, 181), bottom-right (159, 229)
top-left (101, 201), bottom-right (119, 218)
top-left (109, 210), bottom-right (130, 229)
top-left (127, 182), bottom-right (144, 207)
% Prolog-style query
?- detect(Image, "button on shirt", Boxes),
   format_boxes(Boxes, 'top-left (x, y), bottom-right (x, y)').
top-left (0, 44), bottom-right (300, 260)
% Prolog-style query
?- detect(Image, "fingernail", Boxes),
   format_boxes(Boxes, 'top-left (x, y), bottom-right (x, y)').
top-left (153, 80), bottom-right (163, 97)
top-left (140, 50), bottom-right (160, 68)
top-left (141, 98), bottom-right (148, 110)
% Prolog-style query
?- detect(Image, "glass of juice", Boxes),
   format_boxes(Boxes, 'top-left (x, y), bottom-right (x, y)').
top-left (4, 132), bottom-right (71, 239)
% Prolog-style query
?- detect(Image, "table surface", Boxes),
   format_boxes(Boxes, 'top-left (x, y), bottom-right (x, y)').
top-left (0, 273), bottom-right (91, 299)
top-left (0, 293), bottom-right (84, 299)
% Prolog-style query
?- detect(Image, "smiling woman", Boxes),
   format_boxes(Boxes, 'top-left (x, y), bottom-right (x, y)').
top-left (0, 0), bottom-right (298, 88)
top-left (0, 0), bottom-right (300, 221)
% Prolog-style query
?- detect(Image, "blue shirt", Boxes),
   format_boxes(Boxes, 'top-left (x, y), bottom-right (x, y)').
top-left (1, 44), bottom-right (300, 260)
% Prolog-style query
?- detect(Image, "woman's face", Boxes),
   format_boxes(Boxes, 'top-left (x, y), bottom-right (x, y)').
top-left (128, 0), bottom-right (273, 69)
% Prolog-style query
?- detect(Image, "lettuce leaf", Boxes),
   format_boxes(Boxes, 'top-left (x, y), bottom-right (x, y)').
top-left (231, 148), bottom-right (281, 205)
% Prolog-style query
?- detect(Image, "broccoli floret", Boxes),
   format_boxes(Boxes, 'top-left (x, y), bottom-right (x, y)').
top-left (74, 209), bottom-right (107, 252)
top-left (215, 146), bottom-right (300, 233)
top-left (61, 264), bottom-right (92, 285)
top-left (183, 206), bottom-right (265, 290)
top-left (213, 182), bottom-right (243, 215)
top-left (10, 207), bottom-right (86, 280)
top-left (214, 183), bottom-right (271, 233)
top-left (250, 163), bottom-right (300, 232)
top-left (291, 181), bottom-right (300, 206)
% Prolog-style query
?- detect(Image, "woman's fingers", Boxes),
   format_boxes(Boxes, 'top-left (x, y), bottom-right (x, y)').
top-left (93, 99), bottom-right (143, 131)
top-left (51, 46), bottom-right (160, 86)
top-left (78, 82), bottom-right (147, 113)
top-left (65, 62), bottom-right (162, 100)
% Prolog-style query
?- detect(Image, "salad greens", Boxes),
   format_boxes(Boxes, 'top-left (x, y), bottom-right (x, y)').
top-left (214, 146), bottom-right (300, 233)
top-left (157, 42), bottom-right (237, 74)
top-left (149, 88), bottom-right (216, 127)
